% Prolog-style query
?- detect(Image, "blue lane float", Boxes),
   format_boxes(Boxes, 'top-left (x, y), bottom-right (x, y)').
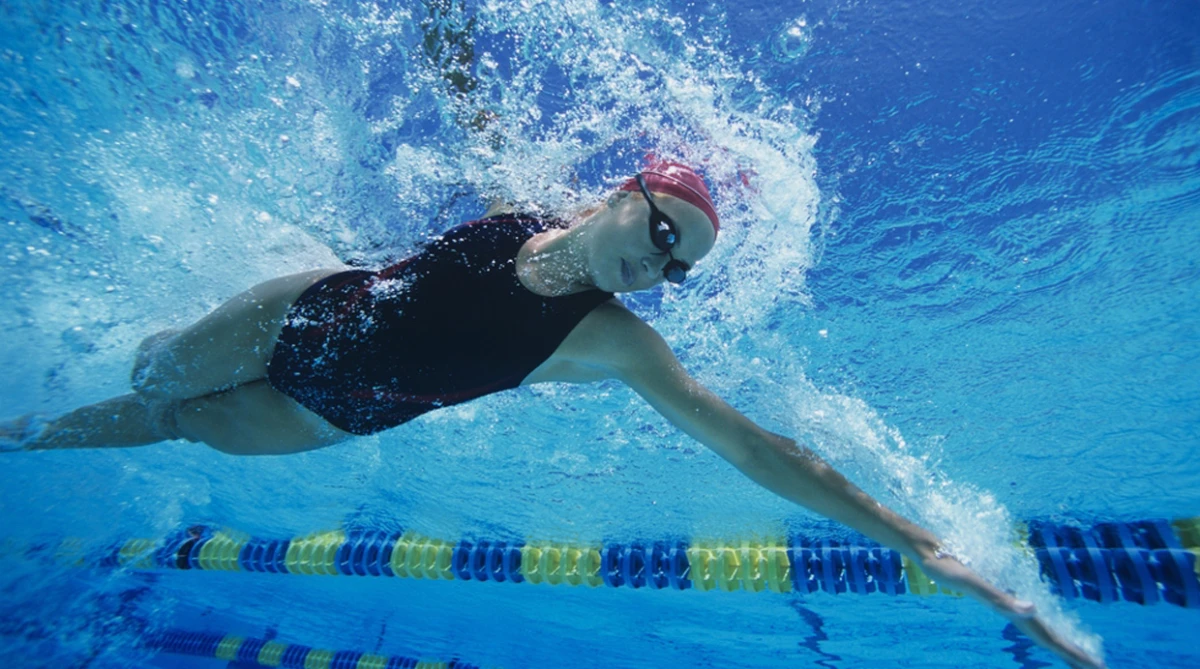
top-left (1026, 519), bottom-right (1200, 607)
top-left (12, 518), bottom-right (1200, 608)
top-left (144, 628), bottom-right (494, 668)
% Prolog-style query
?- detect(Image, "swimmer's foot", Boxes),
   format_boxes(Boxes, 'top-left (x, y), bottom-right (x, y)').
top-left (0, 414), bottom-right (47, 453)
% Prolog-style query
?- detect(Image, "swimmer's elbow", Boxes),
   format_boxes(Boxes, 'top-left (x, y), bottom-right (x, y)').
top-left (692, 419), bottom-right (792, 476)
top-left (733, 431), bottom-right (833, 491)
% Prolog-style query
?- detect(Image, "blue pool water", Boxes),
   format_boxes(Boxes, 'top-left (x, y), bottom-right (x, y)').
top-left (1, 0), bottom-right (1197, 667)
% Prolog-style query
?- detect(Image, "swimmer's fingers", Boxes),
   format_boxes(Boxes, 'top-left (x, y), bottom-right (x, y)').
top-left (1011, 616), bottom-right (1107, 669)
top-left (919, 555), bottom-right (1104, 669)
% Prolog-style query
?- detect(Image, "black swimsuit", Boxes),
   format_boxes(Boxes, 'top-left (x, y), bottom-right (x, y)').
top-left (266, 215), bottom-right (613, 435)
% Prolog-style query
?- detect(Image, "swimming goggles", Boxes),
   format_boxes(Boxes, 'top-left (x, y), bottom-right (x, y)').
top-left (636, 174), bottom-right (690, 284)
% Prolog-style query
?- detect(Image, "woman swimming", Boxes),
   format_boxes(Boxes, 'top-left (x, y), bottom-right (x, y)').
top-left (2, 162), bottom-right (1103, 668)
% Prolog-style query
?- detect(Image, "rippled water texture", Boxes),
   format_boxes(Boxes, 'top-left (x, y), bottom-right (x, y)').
top-left (1, 0), bottom-right (1197, 667)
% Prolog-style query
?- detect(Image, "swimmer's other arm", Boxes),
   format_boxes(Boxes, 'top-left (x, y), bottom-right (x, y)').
top-left (482, 199), bottom-right (514, 218)
top-left (482, 198), bottom-right (608, 221)
top-left (570, 303), bottom-right (1104, 669)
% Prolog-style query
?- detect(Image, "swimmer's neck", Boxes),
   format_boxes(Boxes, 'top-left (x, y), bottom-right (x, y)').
top-left (516, 217), bottom-right (598, 297)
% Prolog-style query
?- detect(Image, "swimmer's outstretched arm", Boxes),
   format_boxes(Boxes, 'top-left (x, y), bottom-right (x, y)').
top-left (581, 305), bottom-right (1104, 669)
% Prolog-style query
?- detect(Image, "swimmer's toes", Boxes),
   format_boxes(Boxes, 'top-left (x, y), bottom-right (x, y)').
top-left (0, 413), bottom-right (46, 452)
top-left (0, 431), bottom-right (19, 452)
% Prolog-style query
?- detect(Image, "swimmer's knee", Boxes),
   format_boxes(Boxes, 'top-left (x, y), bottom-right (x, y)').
top-left (144, 398), bottom-right (197, 443)
top-left (130, 329), bottom-right (183, 398)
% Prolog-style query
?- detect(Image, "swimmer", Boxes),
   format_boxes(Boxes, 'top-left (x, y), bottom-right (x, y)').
top-left (1, 162), bottom-right (1103, 668)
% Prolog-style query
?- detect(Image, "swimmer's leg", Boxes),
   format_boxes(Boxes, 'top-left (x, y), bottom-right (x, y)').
top-left (11, 394), bottom-right (175, 451)
top-left (131, 268), bottom-right (343, 401)
top-left (173, 380), bottom-right (354, 456)
top-left (8, 381), bottom-right (353, 455)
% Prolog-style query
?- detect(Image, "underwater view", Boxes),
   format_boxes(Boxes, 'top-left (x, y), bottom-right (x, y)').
top-left (1, 0), bottom-right (1197, 667)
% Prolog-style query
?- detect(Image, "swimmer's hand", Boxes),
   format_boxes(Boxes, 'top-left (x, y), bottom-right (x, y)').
top-left (918, 552), bottom-right (1106, 669)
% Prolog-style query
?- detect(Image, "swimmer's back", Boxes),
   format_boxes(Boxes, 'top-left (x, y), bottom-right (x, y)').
top-left (266, 215), bottom-right (613, 435)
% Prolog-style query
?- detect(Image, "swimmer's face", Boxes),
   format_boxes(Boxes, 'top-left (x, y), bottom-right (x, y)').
top-left (587, 190), bottom-right (716, 293)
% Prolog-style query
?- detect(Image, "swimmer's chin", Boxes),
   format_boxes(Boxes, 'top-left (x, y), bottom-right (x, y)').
top-left (603, 281), bottom-right (637, 294)
top-left (589, 260), bottom-right (636, 293)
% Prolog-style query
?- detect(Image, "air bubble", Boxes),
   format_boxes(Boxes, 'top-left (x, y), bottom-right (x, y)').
top-left (174, 59), bottom-right (196, 80)
top-left (772, 17), bottom-right (812, 63)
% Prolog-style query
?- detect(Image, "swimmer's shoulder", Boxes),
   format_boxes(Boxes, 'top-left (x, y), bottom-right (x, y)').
top-left (524, 299), bottom-right (665, 385)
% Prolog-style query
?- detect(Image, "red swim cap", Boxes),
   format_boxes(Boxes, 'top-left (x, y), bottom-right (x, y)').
top-left (618, 161), bottom-right (720, 236)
